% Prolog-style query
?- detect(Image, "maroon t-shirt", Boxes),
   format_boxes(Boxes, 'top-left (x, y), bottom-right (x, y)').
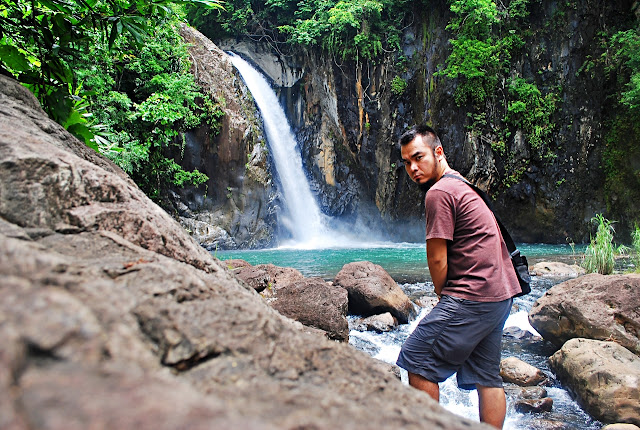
top-left (425, 171), bottom-right (521, 302)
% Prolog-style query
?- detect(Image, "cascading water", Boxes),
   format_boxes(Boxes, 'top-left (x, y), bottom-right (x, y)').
top-left (229, 53), bottom-right (333, 248)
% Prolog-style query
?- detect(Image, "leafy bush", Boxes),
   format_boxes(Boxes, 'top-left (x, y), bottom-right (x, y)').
top-left (190, 0), bottom-right (406, 63)
top-left (0, 0), bottom-right (221, 146)
top-left (582, 214), bottom-right (626, 275)
top-left (505, 78), bottom-right (557, 159)
top-left (0, 0), bottom-right (223, 201)
top-left (73, 21), bottom-right (225, 199)
top-left (390, 76), bottom-right (408, 95)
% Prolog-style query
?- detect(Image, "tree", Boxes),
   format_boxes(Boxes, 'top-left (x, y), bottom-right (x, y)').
top-left (0, 0), bottom-right (222, 147)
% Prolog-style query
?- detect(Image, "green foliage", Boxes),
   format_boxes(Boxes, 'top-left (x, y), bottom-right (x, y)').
top-left (632, 225), bottom-right (640, 271)
top-left (599, 27), bottom-right (640, 232)
top-left (190, 0), bottom-right (407, 63)
top-left (438, 0), bottom-right (525, 106)
top-left (582, 214), bottom-right (626, 275)
top-left (448, 0), bottom-right (499, 37)
top-left (609, 29), bottom-right (640, 110)
top-left (0, 0), bottom-right (222, 147)
top-left (72, 22), bottom-right (224, 199)
top-left (437, 0), bottom-right (562, 189)
top-left (390, 75), bottom-right (408, 95)
top-left (280, 0), bottom-right (391, 61)
top-left (0, 0), bottom-right (223, 200)
top-left (505, 78), bottom-right (557, 159)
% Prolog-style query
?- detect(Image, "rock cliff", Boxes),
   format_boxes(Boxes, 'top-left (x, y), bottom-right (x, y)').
top-left (0, 74), bottom-right (490, 429)
top-left (168, 25), bottom-right (279, 249)
top-left (185, 0), bottom-right (638, 245)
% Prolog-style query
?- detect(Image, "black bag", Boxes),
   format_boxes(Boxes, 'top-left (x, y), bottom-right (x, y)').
top-left (509, 249), bottom-right (531, 297)
top-left (442, 174), bottom-right (531, 297)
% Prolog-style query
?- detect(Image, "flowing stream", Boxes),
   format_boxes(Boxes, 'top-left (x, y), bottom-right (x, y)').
top-left (220, 245), bottom-right (601, 429)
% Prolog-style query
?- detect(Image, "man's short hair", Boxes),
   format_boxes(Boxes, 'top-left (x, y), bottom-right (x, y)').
top-left (398, 124), bottom-right (441, 149)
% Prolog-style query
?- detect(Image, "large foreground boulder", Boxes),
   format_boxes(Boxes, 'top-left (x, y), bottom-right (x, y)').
top-left (529, 274), bottom-right (640, 353)
top-left (334, 261), bottom-right (415, 323)
top-left (0, 75), bottom-right (485, 429)
top-left (550, 338), bottom-right (640, 425)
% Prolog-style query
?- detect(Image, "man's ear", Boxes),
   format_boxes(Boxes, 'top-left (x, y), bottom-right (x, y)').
top-left (434, 145), bottom-right (444, 159)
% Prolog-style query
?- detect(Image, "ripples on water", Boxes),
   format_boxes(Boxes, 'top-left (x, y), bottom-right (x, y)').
top-left (218, 243), bottom-right (603, 429)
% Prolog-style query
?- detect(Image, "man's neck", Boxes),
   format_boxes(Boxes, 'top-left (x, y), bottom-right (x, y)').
top-left (436, 160), bottom-right (452, 182)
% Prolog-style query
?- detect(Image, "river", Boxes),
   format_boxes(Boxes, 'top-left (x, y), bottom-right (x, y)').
top-left (218, 243), bottom-right (602, 430)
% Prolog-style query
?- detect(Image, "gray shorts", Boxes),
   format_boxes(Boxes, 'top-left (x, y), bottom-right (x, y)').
top-left (396, 295), bottom-right (512, 390)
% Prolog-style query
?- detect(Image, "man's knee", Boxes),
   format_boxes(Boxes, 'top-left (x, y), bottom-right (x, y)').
top-left (408, 372), bottom-right (440, 401)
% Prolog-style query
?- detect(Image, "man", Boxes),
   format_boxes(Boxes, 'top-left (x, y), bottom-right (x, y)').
top-left (395, 125), bottom-right (521, 429)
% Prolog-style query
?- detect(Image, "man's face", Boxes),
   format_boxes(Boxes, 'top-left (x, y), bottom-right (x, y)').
top-left (400, 134), bottom-right (442, 187)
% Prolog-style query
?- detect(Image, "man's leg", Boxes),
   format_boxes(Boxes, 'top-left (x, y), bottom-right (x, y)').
top-left (408, 372), bottom-right (439, 402)
top-left (476, 385), bottom-right (506, 429)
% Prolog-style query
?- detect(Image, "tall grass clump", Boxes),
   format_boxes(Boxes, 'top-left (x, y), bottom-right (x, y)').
top-left (632, 224), bottom-right (640, 272)
top-left (582, 214), bottom-right (626, 275)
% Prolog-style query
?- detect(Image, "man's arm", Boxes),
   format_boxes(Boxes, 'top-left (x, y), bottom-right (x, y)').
top-left (426, 238), bottom-right (448, 296)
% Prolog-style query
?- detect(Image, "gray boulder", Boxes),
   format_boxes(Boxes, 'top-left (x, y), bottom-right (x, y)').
top-left (0, 74), bottom-right (485, 429)
top-left (265, 277), bottom-right (350, 341)
top-left (529, 273), bottom-right (640, 354)
top-left (334, 261), bottom-right (415, 323)
top-left (550, 338), bottom-right (640, 426)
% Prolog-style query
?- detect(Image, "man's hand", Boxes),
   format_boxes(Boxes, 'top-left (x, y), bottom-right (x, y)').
top-left (427, 238), bottom-right (448, 296)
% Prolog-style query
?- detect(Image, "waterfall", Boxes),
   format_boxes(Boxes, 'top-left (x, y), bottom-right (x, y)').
top-left (229, 53), bottom-right (336, 248)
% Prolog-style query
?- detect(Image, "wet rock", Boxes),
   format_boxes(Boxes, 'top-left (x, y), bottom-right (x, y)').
top-left (550, 338), bottom-right (640, 426)
top-left (500, 357), bottom-right (548, 386)
top-left (503, 326), bottom-right (542, 341)
top-left (505, 385), bottom-right (548, 400)
top-left (530, 261), bottom-right (586, 278)
top-left (532, 419), bottom-right (573, 430)
top-left (334, 261), bottom-right (416, 323)
top-left (515, 397), bottom-right (554, 413)
top-left (352, 312), bottom-right (398, 333)
top-left (172, 25), bottom-right (278, 250)
top-left (529, 274), bottom-right (640, 354)
top-left (226, 260), bottom-right (306, 293)
top-left (179, 217), bottom-right (237, 250)
top-left (265, 278), bottom-right (349, 342)
top-left (232, 265), bottom-right (271, 292)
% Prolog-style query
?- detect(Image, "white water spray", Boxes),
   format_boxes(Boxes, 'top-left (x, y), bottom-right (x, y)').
top-left (229, 53), bottom-right (340, 248)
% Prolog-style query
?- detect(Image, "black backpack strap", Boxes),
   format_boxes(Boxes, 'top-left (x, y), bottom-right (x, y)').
top-left (441, 174), bottom-right (519, 256)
